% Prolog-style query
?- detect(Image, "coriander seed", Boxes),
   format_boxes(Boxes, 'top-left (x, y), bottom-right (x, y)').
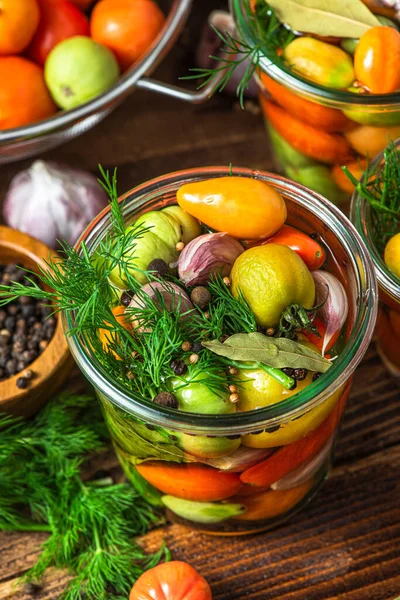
top-left (223, 276), bottom-right (231, 286)
top-left (126, 371), bottom-right (135, 380)
top-left (176, 241), bottom-right (185, 251)
top-left (203, 311), bottom-right (211, 320)
top-left (266, 327), bottom-right (275, 336)
top-left (229, 393), bottom-right (239, 403)
top-left (228, 366), bottom-right (239, 375)
top-left (23, 369), bottom-right (33, 379)
top-left (229, 384), bottom-right (238, 393)
top-left (189, 353), bottom-right (199, 364)
top-left (181, 341), bottom-right (191, 352)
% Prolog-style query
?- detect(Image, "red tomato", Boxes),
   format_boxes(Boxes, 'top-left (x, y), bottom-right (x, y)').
top-left (130, 561), bottom-right (212, 600)
top-left (259, 225), bottom-right (326, 271)
top-left (28, 0), bottom-right (89, 66)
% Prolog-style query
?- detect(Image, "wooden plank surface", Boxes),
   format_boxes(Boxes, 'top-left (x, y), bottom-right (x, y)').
top-left (0, 1), bottom-right (399, 598)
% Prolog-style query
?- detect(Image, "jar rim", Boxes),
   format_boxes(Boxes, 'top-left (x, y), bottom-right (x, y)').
top-left (63, 166), bottom-right (377, 435)
top-left (350, 143), bottom-right (400, 300)
top-left (230, 0), bottom-right (400, 110)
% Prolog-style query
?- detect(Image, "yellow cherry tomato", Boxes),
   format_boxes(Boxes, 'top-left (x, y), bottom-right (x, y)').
top-left (177, 176), bottom-right (287, 240)
top-left (384, 232), bottom-right (400, 278)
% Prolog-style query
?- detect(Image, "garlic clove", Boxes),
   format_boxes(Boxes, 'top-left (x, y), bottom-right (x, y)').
top-left (178, 232), bottom-right (244, 286)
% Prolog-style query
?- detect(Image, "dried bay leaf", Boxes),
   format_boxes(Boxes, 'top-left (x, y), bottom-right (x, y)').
top-left (203, 332), bottom-right (332, 372)
top-left (265, 0), bottom-right (381, 39)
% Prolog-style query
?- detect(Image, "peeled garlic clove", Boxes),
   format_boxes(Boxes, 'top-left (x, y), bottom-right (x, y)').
top-left (178, 232), bottom-right (244, 286)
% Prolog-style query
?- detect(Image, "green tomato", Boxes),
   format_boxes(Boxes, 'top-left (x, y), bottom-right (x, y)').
top-left (340, 38), bottom-right (358, 55)
top-left (162, 495), bottom-right (245, 524)
top-left (179, 433), bottom-right (241, 459)
top-left (169, 371), bottom-right (234, 415)
top-left (135, 211), bottom-right (181, 248)
top-left (162, 205), bottom-right (202, 245)
top-left (285, 164), bottom-right (347, 206)
top-left (344, 88), bottom-right (400, 126)
top-left (108, 230), bottom-right (177, 287)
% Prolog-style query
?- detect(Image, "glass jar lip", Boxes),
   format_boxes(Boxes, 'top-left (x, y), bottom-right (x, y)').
top-left (350, 144), bottom-right (400, 300)
top-left (230, 0), bottom-right (400, 109)
top-left (63, 166), bottom-right (377, 435)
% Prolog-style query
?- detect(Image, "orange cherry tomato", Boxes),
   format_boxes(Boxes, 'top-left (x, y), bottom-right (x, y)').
top-left (259, 225), bottom-right (326, 271)
top-left (354, 27), bottom-right (400, 94)
top-left (0, 56), bottom-right (57, 130)
top-left (130, 561), bottom-right (212, 600)
top-left (28, 0), bottom-right (89, 66)
top-left (261, 97), bottom-right (354, 165)
top-left (0, 0), bottom-right (40, 55)
top-left (259, 72), bottom-right (353, 133)
top-left (302, 315), bottom-right (339, 353)
top-left (98, 305), bottom-right (132, 358)
top-left (332, 159), bottom-right (367, 194)
top-left (91, 0), bottom-right (166, 71)
top-left (232, 480), bottom-right (313, 521)
top-left (177, 176), bottom-right (287, 240)
top-left (136, 462), bottom-right (243, 501)
top-left (240, 386), bottom-right (349, 488)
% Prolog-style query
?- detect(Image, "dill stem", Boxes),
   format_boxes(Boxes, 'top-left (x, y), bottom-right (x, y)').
top-left (256, 362), bottom-right (295, 390)
top-left (219, 358), bottom-right (295, 390)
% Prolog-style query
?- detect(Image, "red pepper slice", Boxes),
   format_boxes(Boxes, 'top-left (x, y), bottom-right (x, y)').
top-left (240, 386), bottom-right (350, 488)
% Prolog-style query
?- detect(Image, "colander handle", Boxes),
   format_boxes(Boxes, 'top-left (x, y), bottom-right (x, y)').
top-left (136, 10), bottom-right (233, 104)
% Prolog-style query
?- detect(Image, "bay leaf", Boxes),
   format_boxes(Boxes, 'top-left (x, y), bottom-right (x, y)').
top-left (203, 332), bottom-right (331, 372)
top-left (265, 0), bottom-right (380, 39)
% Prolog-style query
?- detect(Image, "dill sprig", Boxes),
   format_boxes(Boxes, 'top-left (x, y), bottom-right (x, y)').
top-left (182, 0), bottom-right (294, 107)
top-left (343, 143), bottom-right (400, 254)
top-left (188, 274), bottom-right (257, 341)
top-left (0, 393), bottom-right (166, 600)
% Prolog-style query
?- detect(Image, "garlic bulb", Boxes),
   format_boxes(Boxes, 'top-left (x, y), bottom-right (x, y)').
top-left (178, 232), bottom-right (244, 286)
top-left (3, 160), bottom-right (108, 248)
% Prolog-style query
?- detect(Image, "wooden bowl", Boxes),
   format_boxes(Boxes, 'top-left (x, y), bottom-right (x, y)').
top-left (0, 226), bottom-right (74, 418)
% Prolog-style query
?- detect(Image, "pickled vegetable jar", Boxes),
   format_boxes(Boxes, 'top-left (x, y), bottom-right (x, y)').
top-left (64, 167), bottom-right (377, 534)
top-left (351, 141), bottom-right (400, 381)
top-left (231, 0), bottom-right (400, 205)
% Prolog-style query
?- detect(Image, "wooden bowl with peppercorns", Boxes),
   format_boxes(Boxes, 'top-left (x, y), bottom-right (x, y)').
top-left (0, 226), bottom-right (74, 417)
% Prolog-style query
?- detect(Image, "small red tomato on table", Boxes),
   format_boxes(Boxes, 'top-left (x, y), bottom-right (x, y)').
top-left (130, 561), bottom-right (212, 600)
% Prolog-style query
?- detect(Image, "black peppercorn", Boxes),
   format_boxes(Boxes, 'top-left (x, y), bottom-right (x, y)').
top-left (313, 372), bottom-right (322, 381)
top-left (293, 368), bottom-right (308, 381)
top-left (147, 258), bottom-right (169, 278)
top-left (191, 341), bottom-right (203, 354)
top-left (190, 286), bottom-right (211, 309)
top-left (282, 367), bottom-right (294, 377)
top-left (16, 377), bottom-right (28, 389)
top-left (170, 358), bottom-right (187, 376)
top-left (153, 392), bottom-right (178, 409)
top-left (120, 290), bottom-right (135, 307)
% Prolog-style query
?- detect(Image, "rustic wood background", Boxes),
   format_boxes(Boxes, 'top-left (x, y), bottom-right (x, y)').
top-left (1, 1), bottom-right (400, 598)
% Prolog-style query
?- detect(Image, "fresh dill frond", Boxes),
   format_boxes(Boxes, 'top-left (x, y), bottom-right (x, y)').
top-left (343, 143), bottom-right (400, 254)
top-left (189, 275), bottom-right (257, 340)
top-left (0, 393), bottom-right (166, 599)
top-left (182, 1), bottom-right (293, 108)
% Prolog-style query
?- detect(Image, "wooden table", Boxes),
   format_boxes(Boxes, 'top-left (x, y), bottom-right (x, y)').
top-left (1, 2), bottom-right (400, 598)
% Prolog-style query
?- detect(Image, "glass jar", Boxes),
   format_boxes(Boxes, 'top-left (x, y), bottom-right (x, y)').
top-left (351, 143), bottom-right (400, 382)
top-left (63, 167), bottom-right (377, 535)
top-left (230, 0), bottom-right (400, 206)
